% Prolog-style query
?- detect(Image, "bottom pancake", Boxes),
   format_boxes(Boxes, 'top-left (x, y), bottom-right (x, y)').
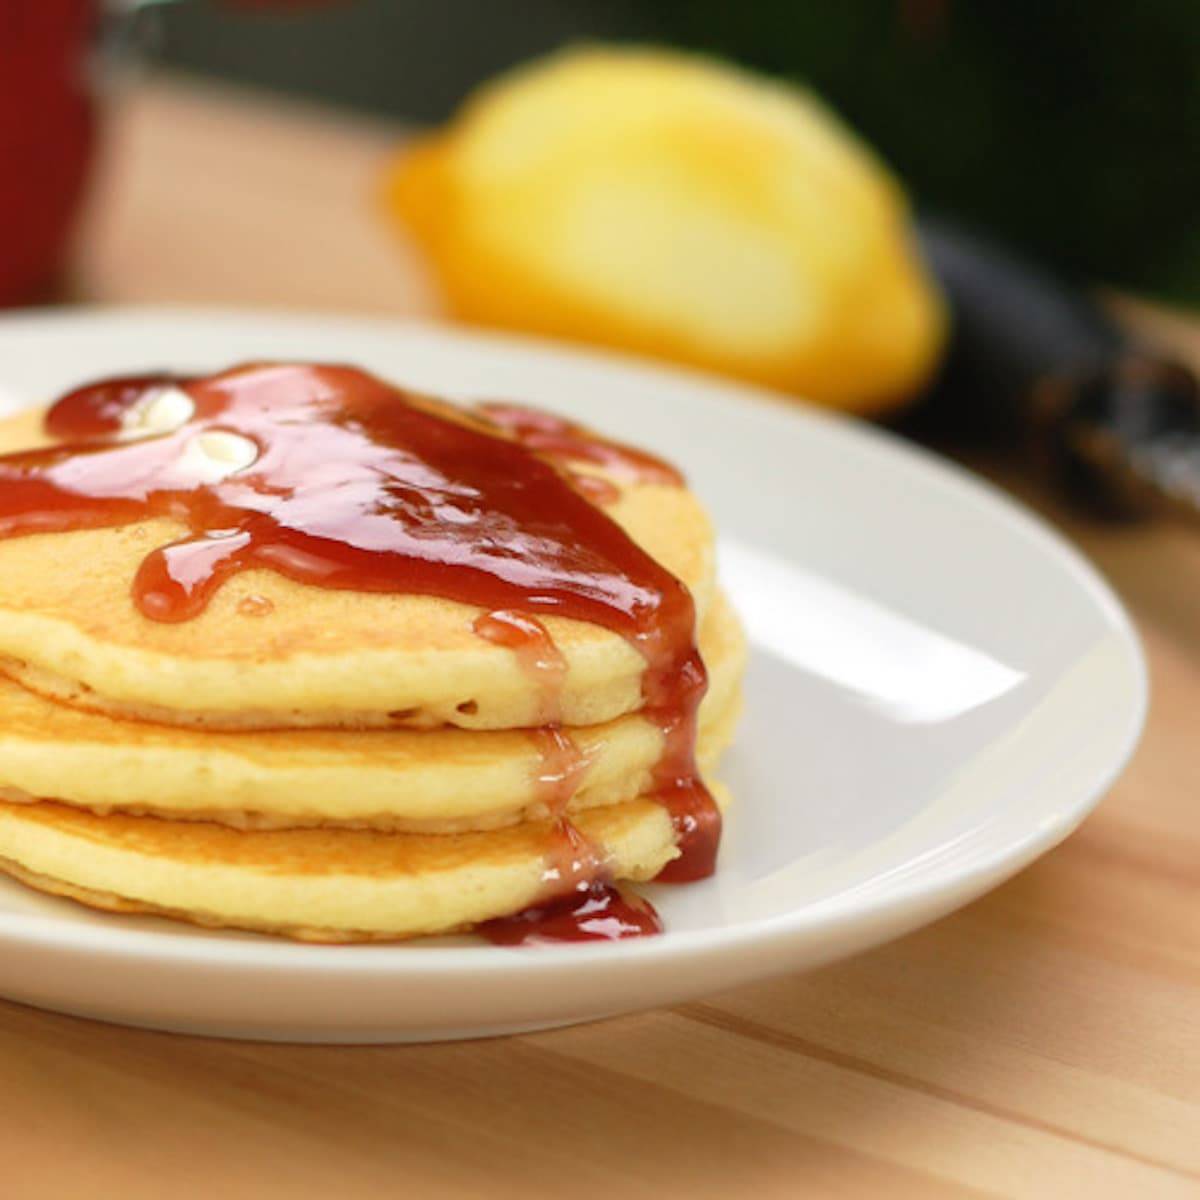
top-left (0, 782), bottom-right (731, 942)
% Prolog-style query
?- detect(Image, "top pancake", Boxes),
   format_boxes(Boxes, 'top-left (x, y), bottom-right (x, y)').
top-left (0, 400), bottom-right (715, 730)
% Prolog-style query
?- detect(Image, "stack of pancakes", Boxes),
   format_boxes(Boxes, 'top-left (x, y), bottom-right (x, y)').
top-left (0, 397), bottom-right (744, 941)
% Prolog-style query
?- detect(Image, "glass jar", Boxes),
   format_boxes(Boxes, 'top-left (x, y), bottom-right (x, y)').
top-left (0, 0), bottom-right (96, 305)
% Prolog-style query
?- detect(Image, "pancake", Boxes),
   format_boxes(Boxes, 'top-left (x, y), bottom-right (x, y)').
top-left (0, 593), bottom-right (745, 831)
top-left (0, 782), bottom-right (732, 941)
top-left (0, 401), bottom-right (715, 732)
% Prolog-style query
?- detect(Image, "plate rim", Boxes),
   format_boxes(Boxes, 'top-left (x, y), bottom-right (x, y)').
top-left (0, 304), bottom-right (1149, 978)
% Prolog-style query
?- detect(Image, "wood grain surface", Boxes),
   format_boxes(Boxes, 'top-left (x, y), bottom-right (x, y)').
top-left (3, 74), bottom-right (1196, 1200)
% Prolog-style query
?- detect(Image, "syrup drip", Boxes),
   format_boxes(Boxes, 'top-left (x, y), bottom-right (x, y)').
top-left (492, 395), bottom-right (725, 884)
top-left (568, 471), bottom-right (622, 507)
top-left (0, 364), bottom-right (721, 926)
top-left (472, 608), bottom-right (591, 838)
top-left (536, 817), bottom-right (608, 897)
top-left (479, 879), bottom-right (663, 945)
top-left (480, 402), bottom-right (683, 486)
top-left (473, 609), bottom-right (610, 928)
top-left (527, 725), bottom-right (590, 818)
top-left (471, 609), bottom-right (590, 824)
top-left (471, 610), bottom-right (567, 724)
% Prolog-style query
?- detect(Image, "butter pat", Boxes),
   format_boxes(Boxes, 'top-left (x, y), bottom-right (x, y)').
top-left (176, 431), bottom-right (259, 483)
top-left (118, 386), bottom-right (258, 482)
top-left (120, 386), bottom-right (196, 439)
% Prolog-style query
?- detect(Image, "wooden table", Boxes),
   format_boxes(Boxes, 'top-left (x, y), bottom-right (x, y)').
top-left (6, 75), bottom-right (1198, 1199)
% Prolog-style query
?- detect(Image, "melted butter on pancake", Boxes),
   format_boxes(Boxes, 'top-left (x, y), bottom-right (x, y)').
top-left (119, 385), bottom-right (195, 441)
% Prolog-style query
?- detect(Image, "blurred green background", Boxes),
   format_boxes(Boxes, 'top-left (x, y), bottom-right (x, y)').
top-left (152, 0), bottom-right (1200, 304)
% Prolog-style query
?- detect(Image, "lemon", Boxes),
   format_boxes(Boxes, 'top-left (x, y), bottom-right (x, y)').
top-left (385, 46), bottom-right (945, 415)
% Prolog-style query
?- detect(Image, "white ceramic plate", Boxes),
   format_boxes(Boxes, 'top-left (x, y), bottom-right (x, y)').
top-left (0, 309), bottom-right (1145, 1043)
